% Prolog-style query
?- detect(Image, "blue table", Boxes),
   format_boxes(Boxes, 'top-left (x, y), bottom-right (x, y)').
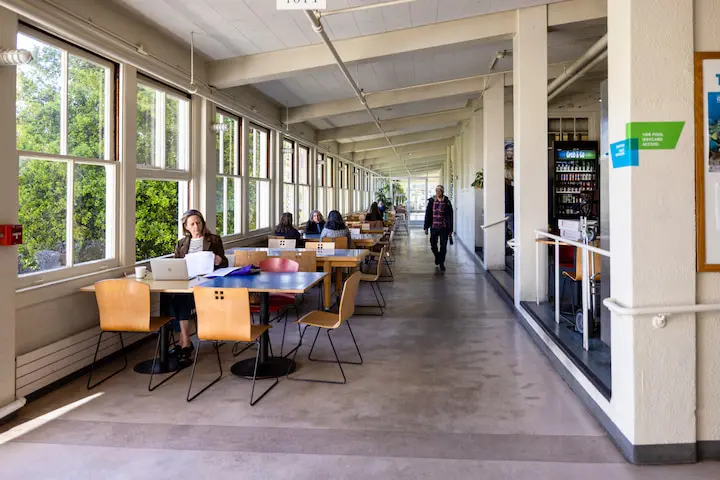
top-left (199, 272), bottom-right (326, 379)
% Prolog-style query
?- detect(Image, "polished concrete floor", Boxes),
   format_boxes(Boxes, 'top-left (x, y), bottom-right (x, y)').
top-left (1, 230), bottom-right (718, 479)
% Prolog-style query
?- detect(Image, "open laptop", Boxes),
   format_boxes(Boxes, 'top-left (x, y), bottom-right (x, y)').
top-left (150, 252), bottom-right (214, 280)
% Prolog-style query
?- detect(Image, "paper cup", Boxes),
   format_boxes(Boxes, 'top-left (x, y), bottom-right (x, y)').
top-left (135, 266), bottom-right (147, 279)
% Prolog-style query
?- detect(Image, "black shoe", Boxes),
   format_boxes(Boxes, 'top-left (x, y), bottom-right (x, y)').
top-left (440, 263), bottom-right (446, 272)
top-left (168, 344), bottom-right (182, 357)
top-left (434, 254), bottom-right (439, 265)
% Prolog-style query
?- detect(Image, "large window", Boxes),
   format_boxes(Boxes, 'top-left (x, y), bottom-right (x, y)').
top-left (248, 124), bottom-right (270, 231)
top-left (316, 153), bottom-right (325, 215)
top-left (326, 156), bottom-right (335, 213)
top-left (353, 167), bottom-right (361, 212)
top-left (16, 30), bottom-right (116, 282)
top-left (216, 111), bottom-right (241, 237)
top-left (282, 138), bottom-right (295, 219)
top-left (135, 78), bottom-right (190, 261)
top-left (298, 145), bottom-right (311, 223)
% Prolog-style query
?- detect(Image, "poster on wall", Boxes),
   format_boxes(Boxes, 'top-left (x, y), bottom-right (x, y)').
top-left (694, 53), bottom-right (720, 270)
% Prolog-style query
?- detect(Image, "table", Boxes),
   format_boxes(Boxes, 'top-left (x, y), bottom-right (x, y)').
top-left (199, 272), bottom-right (326, 379)
top-left (228, 247), bottom-right (368, 310)
top-left (80, 274), bottom-right (206, 375)
top-left (303, 233), bottom-right (382, 249)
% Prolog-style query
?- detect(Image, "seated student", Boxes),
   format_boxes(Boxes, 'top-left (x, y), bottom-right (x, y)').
top-left (274, 212), bottom-right (302, 240)
top-left (305, 210), bottom-right (325, 234)
top-left (377, 201), bottom-right (386, 215)
top-left (320, 210), bottom-right (352, 245)
top-left (163, 209), bottom-right (228, 360)
top-left (365, 202), bottom-right (383, 222)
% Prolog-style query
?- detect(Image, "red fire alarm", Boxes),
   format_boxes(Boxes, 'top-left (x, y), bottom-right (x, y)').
top-left (0, 225), bottom-right (22, 246)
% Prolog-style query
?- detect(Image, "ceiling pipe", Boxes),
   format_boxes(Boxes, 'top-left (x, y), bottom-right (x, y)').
top-left (547, 34), bottom-right (607, 96)
top-left (547, 50), bottom-right (607, 103)
top-left (304, 10), bottom-right (412, 176)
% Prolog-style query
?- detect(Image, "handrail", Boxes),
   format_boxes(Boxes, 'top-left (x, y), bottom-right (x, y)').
top-left (481, 216), bottom-right (509, 230)
top-left (603, 298), bottom-right (720, 329)
top-left (535, 231), bottom-right (611, 257)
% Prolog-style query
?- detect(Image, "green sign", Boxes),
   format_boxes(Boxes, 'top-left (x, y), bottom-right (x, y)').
top-left (626, 121), bottom-right (685, 150)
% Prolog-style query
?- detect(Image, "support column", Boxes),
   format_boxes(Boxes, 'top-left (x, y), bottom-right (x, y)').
top-left (472, 111), bottom-right (484, 251)
top-left (192, 98), bottom-right (216, 231)
top-left (607, 0), bottom-right (696, 461)
top-left (0, 7), bottom-right (17, 408)
top-left (513, 5), bottom-right (548, 303)
top-left (483, 75), bottom-right (506, 269)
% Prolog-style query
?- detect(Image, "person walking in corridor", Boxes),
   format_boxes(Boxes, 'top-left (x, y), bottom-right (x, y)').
top-left (424, 185), bottom-right (454, 271)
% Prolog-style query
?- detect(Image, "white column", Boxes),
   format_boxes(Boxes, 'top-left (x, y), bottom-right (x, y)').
top-left (472, 110), bottom-right (484, 250)
top-left (483, 75), bottom-right (506, 269)
top-left (240, 120), bottom-right (249, 233)
top-left (192, 98), bottom-right (216, 231)
top-left (607, 0), bottom-right (696, 454)
top-left (0, 7), bottom-right (18, 407)
top-left (513, 5), bottom-right (548, 303)
top-left (119, 65), bottom-right (137, 265)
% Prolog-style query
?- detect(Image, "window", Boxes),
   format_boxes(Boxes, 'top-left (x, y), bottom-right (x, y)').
top-left (353, 167), bottom-right (361, 212)
top-left (135, 78), bottom-right (190, 261)
top-left (216, 111), bottom-right (241, 237)
top-left (298, 145), bottom-right (311, 223)
top-left (316, 153), bottom-right (325, 215)
top-left (338, 162), bottom-right (349, 214)
top-left (248, 124), bottom-right (270, 231)
top-left (326, 156), bottom-right (335, 213)
top-left (16, 30), bottom-right (116, 282)
top-left (282, 138), bottom-right (295, 219)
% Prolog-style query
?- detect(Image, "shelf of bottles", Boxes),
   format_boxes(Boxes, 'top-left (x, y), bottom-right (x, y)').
top-left (555, 150), bottom-right (598, 218)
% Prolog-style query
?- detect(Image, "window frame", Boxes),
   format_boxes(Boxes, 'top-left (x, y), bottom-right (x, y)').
top-left (282, 137), bottom-right (296, 220)
top-left (297, 144), bottom-right (311, 225)
top-left (216, 109), bottom-right (242, 237)
top-left (16, 26), bottom-right (120, 288)
top-left (247, 123), bottom-right (271, 232)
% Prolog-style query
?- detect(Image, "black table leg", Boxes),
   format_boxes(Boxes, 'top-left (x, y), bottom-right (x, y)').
top-left (134, 323), bottom-right (187, 374)
top-left (231, 292), bottom-right (297, 379)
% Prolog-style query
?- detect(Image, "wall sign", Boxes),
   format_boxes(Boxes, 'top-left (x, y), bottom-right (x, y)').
top-left (277, 0), bottom-right (327, 10)
top-left (610, 138), bottom-right (639, 168)
top-left (626, 121), bottom-right (685, 150)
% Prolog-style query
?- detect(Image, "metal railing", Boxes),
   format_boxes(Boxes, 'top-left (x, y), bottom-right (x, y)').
top-left (481, 216), bottom-right (509, 230)
top-left (534, 230), bottom-right (611, 350)
top-left (603, 298), bottom-right (720, 329)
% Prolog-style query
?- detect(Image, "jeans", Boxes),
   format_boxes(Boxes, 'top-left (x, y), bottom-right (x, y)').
top-left (160, 293), bottom-right (194, 332)
top-left (430, 228), bottom-right (450, 265)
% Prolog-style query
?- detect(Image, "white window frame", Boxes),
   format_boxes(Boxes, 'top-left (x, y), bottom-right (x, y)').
top-left (248, 123), bottom-right (271, 232)
top-left (282, 137), bottom-right (296, 221)
top-left (216, 110), bottom-right (241, 237)
top-left (16, 27), bottom-right (118, 288)
top-left (297, 144), bottom-right (311, 226)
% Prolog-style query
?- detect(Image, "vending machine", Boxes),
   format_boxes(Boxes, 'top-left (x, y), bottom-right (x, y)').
top-left (551, 140), bottom-right (600, 234)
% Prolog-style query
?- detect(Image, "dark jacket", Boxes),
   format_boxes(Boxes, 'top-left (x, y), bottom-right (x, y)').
top-left (174, 233), bottom-right (228, 268)
top-left (305, 220), bottom-right (326, 234)
top-left (424, 196), bottom-right (454, 233)
top-left (365, 211), bottom-right (383, 222)
top-left (274, 226), bottom-right (302, 240)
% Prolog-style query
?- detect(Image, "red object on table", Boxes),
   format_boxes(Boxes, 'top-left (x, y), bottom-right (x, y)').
top-left (0, 225), bottom-right (22, 245)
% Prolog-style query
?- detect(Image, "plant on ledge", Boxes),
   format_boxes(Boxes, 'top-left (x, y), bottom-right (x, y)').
top-left (471, 170), bottom-right (484, 189)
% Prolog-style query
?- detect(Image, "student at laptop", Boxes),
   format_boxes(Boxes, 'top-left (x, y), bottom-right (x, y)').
top-left (163, 209), bottom-right (227, 360)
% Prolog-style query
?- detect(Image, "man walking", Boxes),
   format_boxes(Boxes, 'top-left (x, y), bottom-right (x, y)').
top-left (424, 185), bottom-right (454, 271)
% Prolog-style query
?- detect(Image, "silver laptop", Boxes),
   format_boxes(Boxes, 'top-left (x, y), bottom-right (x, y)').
top-left (150, 258), bottom-right (191, 280)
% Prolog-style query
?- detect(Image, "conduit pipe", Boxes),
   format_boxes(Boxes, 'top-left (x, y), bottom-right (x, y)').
top-left (547, 34), bottom-right (607, 97)
top-left (304, 10), bottom-right (412, 176)
top-left (547, 50), bottom-right (607, 103)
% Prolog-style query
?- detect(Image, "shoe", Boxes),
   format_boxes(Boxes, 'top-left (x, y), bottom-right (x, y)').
top-left (440, 263), bottom-right (446, 272)
top-left (434, 254), bottom-right (439, 265)
top-left (168, 344), bottom-right (182, 357)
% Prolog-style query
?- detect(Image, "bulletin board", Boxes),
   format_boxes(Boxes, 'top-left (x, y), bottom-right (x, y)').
top-left (695, 53), bottom-right (720, 271)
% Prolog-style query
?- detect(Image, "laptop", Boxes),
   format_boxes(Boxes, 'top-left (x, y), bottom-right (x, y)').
top-left (150, 258), bottom-right (191, 281)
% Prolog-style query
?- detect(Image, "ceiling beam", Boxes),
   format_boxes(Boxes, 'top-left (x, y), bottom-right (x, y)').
top-left (363, 148), bottom-right (449, 166)
top-left (318, 107), bottom-right (471, 142)
top-left (339, 127), bottom-right (460, 154)
top-left (352, 139), bottom-right (453, 162)
top-left (207, 0), bottom-right (605, 88)
top-left (369, 155), bottom-right (447, 170)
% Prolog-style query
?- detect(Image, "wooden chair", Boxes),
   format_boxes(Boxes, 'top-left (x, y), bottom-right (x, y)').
top-left (89, 279), bottom-right (174, 391)
top-left (280, 250), bottom-right (317, 272)
top-left (332, 236), bottom-right (349, 249)
top-left (268, 238), bottom-right (296, 249)
top-left (561, 248), bottom-right (602, 318)
top-left (305, 241), bottom-right (336, 253)
top-left (187, 286), bottom-right (278, 405)
top-left (234, 251), bottom-right (269, 267)
top-left (349, 228), bottom-right (361, 235)
top-left (357, 247), bottom-right (387, 316)
top-left (287, 272), bottom-right (363, 384)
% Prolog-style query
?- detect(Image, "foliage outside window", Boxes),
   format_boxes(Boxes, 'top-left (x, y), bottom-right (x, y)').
top-left (298, 145), bottom-right (310, 223)
top-left (248, 125), bottom-right (270, 231)
top-left (16, 31), bottom-right (116, 280)
top-left (283, 138), bottom-right (296, 219)
top-left (316, 153), bottom-right (325, 215)
top-left (216, 112), bottom-right (241, 237)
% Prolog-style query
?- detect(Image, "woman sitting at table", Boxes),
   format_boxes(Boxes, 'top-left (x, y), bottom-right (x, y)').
top-left (305, 210), bottom-right (325, 234)
top-left (163, 209), bottom-right (227, 360)
top-left (365, 202), bottom-right (383, 222)
top-left (274, 212), bottom-right (302, 241)
top-left (320, 210), bottom-right (352, 245)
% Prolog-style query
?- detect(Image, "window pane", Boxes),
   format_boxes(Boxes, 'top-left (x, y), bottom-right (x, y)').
top-left (216, 176), bottom-right (224, 236)
top-left (74, 164), bottom-right (108, 264)
top-left (326, 158), bottom-right (333, 186)
top-left (16, 34), bottom-right (61, 155)
top-left (299, 185), bottom-right (310, 223)
top-left (18, 158), bottom-right (67, 274)
top-left (227, 177), bottom-right (237, 234)
top-left (317, 188), bottom-right (324, 216)
top-left (248, 179), bottom-right (270, 231)
top-left (298, 146), bottom-right (309, 184)
top-left (283, 139), bottom-right (293, 183)
top-left (136, 84), bottom-right (157, 166)
top-left (249, 126), bottom-right (268, 178)
top-left (68, 55), bottom-right (107, 159)
top-left (135, 180), bottom-right (179, 261)
top-left (317, 163), bottom-right (323, 186)
top-left (220, 116), bottom-right (236, 175)
top-left (165, 94), bottom-right (188, 170)
top-left (283, 184), bottom-right (295, 218)
top-left (327, 187), bottom-right (335, 212)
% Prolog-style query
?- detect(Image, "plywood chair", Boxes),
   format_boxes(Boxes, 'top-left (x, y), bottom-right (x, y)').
top-left (332, 236), bottom-right (349, 249)
top-left (280, 250), bottom-right (317, 272)
top-left (287, 272), bottom-right (363, 384)
top-left (560, 248), bottom-right (602, 318)
top-left (268, 238), bottom-right (296, 249)
top-left (188, 286), bottom-right (278, 405)
top-left (305, 241), bottom-right (336, 253)
top-left (234, 250), bottom-right (269, 267)
top-left (89, 279), bottom-right (174, 391)
top-left (349, 228), bottom-right (361, 235)
top-left (357, 247), bottom-right (387, 316)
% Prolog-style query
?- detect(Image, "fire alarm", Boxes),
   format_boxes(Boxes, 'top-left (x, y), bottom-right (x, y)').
top-left (0, 225), bottom-right (22, 246)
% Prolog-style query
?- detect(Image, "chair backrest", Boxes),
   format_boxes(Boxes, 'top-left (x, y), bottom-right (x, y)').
top-left (234, 250), bottom-right (269, 267)
top-left (339, 271), bottom-right (362, 323)
top-left (95, 279), bottom-right (151, 332)
top-left (268, 238), bottom-right (296, 249)
top-left (569, 248), bottom-right (602, 282)
top-left (260, 257), bottom-right (299, 273)
top-left (370, 247), bottom-right (386, 281)
top-left (193, 286), bottom-right (253, 342)
top-left (332, 236), bottom-right (349, 249)
top-left (361, 223), bottom-right (371, 231)
top-left (305, 241), bottom-right (336, 253)
top-left (349, 228), bottom-right (361, 235)
top-left (280, 250), bottom-right (317, 272)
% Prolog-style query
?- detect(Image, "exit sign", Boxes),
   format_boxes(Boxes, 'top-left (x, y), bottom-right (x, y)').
top-left (277, 0), bottom-right (327, 10)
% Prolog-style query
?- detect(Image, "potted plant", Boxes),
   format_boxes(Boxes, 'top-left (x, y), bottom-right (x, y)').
top-left (471, 170), bottom-right (484, 189)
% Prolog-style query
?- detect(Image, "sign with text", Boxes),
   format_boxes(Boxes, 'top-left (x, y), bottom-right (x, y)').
top-left (610, 138), bottom-right (639, 168)
top-left (277, 0), bottom-right (327, 10)
top-left (625, 121), bottom-right (685, 150)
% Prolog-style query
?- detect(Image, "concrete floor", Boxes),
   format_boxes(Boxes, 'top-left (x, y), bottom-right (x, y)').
top-left (1, 229), bottom-right (718, 479)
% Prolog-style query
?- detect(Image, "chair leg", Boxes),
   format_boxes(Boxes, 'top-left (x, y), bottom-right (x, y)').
top-left (375, 282), bottom-right (387, 308)
top-left (250, 340), bottom-right (279, 406)
top-left (287, 327), bottom-right (347, 385)
top-left (232, 341), bottom-right (255, 357)
top-left (307, 322), bottom-right (362, 365)
top-left (87, 331), bottom-right (128, 390)
top-left (355, 282), bottom-right (384, 316)
top-left (148, 327), bottom-right (182, 392)
top-left (187, 341), bottom-right (223, 402)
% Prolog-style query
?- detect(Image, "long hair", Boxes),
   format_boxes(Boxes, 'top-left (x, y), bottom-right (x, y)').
top-left (276, 212), bottom-right (295, 234)
top-left (368, 202), bottom-right (380, 217)
top-left (309, 210), bottom-right (324, 223)
top-left (325, 210), bottom-right (347, 231)
top-left (181, 209), bottom-right (210, 238)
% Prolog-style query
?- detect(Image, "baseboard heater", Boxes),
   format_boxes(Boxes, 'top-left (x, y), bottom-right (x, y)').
top-left (16, 327), bottom-right (148, 398)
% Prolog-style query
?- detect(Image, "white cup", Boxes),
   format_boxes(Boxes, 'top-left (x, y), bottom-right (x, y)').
top-left (135, 266), bottom-right (147, 279)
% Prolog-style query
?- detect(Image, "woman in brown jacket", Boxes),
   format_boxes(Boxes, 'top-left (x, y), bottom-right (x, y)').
top-left (164, 209), bottom-right (227, 360)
